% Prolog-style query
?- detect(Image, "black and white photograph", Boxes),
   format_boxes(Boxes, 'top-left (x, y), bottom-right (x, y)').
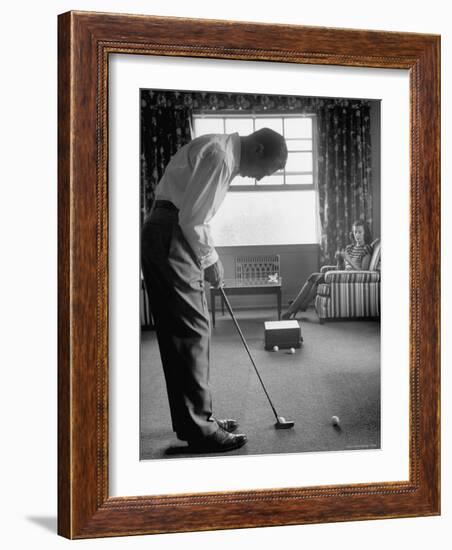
top-left (139, 89), bottom-right (381, 460)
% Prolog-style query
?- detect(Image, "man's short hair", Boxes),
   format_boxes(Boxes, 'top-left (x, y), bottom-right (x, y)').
top-left (252, 127), bottom-right (288, 167)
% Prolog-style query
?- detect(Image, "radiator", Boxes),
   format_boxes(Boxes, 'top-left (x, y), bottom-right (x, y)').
top-left (235, 254), bottom-right (281, 282)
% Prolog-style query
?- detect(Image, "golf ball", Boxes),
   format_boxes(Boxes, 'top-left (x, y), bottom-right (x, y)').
top-left (290, 347), bottom-right (295, 354)
top-left (331, 415), bottom-right (340, 426)
top-left (273, 345), bottom-right (279, 352)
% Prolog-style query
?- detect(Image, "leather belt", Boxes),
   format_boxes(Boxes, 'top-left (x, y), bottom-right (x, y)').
top-left (154, 200), bottom-right (179, 212)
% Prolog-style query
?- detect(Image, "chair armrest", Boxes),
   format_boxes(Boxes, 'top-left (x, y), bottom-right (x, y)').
top-left (323, 270), bottom-right (380, 283)
top-left (320, 265), bottom-right (338, 274)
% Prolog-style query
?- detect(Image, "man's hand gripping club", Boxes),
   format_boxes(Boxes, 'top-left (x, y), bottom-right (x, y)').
top-left (204, 259), bottom-right (224, 289)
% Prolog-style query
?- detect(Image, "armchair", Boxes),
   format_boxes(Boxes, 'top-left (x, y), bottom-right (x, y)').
top-left (315, 239), bottom-right (381, 322)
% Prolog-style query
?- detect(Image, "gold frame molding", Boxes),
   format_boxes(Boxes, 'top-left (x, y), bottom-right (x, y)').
top-left (58, 11), bottom-right (440, 538)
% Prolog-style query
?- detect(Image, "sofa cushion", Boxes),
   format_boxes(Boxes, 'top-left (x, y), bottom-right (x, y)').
top-left (324, 270), bottom-right (381, 284)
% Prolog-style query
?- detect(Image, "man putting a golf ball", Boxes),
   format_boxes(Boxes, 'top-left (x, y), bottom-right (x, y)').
top-left (142, 128), bottom-right (288, 453)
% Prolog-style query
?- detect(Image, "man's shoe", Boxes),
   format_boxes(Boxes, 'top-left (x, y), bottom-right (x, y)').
top-left (215, 418), bottom-right (239, 432)
top-left (188, 427), bottom-right (247, 453)
top-left (176, 418), bottom-right (239, 441)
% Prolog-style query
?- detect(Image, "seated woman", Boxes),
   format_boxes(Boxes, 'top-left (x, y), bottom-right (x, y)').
top-left (282, 220), bottom-right (373, 320)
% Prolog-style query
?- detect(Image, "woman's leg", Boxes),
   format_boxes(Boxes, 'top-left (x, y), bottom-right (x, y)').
top-left (282, 273), bottom-right (324, 319)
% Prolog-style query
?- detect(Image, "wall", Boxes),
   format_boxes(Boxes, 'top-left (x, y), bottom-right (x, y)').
top-left (1, 1), bottom-right (450, 550)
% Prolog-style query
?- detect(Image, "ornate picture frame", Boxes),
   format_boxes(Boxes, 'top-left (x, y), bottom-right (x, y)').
top-left (58, 11), bottom-right (440, 538)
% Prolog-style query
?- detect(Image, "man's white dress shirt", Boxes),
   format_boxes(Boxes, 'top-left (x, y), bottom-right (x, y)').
top-left (154, 133), bottom-right (241, 269)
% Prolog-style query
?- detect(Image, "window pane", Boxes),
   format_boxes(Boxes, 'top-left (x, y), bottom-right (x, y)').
top-left (258, 174), bottom-right (284, 186)
top-left (193, 117), bottom-right (224, 135)
top-left (225, 118), bottom-right (254, 135)
top-left (211, 191), bottom-right (318, 245)
top-left (286, 139), bottom-right (312, 151)
top-left (284, 117), bottom-right (312, 139)
top-left (286, 152), bottom-right (313, 172)
top-left (230, 175), bottom-right (254, 186)
top-left (286, 174), bottom-right (313, 185)
top-left (254, 117), bottom-right (283, 133)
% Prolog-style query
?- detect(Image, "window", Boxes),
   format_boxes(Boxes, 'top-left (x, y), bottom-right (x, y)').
top-left (192, 112), bottom-right (319, 246)
top-left (192, 114), bottom-right (316, 190)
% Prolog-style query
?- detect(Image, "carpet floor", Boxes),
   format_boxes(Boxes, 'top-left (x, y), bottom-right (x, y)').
top-left (140, 307), bottom-right (380, 460)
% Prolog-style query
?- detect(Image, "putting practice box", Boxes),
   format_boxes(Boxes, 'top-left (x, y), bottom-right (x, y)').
top-left (264, 320), bottom-right (302, 350)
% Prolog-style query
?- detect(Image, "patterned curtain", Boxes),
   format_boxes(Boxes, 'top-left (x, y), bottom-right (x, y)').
top-left (140, 94), bottom-right (192, 217)
top-left (317, 102), bottom-right (372, 264)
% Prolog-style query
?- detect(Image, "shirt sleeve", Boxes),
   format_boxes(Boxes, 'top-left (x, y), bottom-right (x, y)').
top-left (178, 146), bottom-right (230, 270)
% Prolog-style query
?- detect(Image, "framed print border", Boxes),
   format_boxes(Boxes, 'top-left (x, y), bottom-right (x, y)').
top-left (57, 11), bottom-right (440, 539)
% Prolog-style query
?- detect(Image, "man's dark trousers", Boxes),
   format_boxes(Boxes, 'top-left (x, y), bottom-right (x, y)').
top-left (141, 203), bottom-right (217, 441)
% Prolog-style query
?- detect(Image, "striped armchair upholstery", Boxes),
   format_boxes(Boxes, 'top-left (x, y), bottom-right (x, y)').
top-left (315, 239), bottom-right (381, 321)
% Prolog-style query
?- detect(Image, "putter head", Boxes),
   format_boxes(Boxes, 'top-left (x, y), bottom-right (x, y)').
top-left (275, 416), bottom-right (295, 429)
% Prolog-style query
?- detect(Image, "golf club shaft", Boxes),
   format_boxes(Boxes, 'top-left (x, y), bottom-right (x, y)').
top-left (218, 286), bottom-right (279, 421)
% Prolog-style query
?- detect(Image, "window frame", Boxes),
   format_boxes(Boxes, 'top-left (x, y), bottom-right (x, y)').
top-left (192, 111), bottom-right (317, 192)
